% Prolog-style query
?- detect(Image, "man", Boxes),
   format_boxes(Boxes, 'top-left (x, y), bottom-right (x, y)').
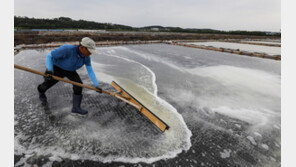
top-left (37, 37), bottom-right (102, 116)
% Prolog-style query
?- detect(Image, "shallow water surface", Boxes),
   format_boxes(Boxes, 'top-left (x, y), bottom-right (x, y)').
top-left (14, 44), bottom-right (280, 167)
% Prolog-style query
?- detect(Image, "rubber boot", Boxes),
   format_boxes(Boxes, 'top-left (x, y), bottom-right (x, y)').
top-left (37, 85), bottom-right (47, 103)
top-left (71, 94), bottom-right (88, 116)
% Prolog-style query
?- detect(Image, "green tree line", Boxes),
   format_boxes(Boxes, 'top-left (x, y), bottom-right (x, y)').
top-left (14, 16), bottom-right (280, 36)
top-left (14, 16), bottom-right (133, 30)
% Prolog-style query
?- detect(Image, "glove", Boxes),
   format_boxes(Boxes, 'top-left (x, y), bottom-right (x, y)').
top-left (95, 86), bottom-right (102, 93)
top-left (44, 70), bottom-right (54, 82)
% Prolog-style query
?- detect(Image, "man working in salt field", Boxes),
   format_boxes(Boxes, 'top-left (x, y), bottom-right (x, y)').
top-left (37, 37), bottom-right (102, 116)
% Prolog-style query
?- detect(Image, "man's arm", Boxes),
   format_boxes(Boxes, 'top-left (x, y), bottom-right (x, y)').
top-left (46, 45), bottom-right (69, 71)
top-left (86, 65), bottom-right (99, 87)
top-left (45, 52), bottom-right (54, 71)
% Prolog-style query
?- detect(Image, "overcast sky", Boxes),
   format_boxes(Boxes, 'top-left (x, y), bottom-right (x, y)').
top-left (14, 0), bottom-right (281, 32)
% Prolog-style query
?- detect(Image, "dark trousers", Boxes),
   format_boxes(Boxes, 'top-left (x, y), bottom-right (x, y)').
top-left (38, 65), bottom-right (83, 95)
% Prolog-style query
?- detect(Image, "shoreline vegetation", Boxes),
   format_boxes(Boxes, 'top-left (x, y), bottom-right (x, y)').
top-left (15, 16), bottom-right (280, 36)
top-left (14, 16), bottom-right (281, 46)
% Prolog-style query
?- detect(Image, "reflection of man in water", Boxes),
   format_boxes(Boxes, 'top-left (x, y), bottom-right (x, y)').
top-left (37, 37), bottom-right (102, 116)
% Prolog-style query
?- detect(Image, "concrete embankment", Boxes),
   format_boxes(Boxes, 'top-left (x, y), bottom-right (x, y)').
top-left (14, 31), bottom-right (279, 46)
top-left (14, 31), bottom-right (281, 61)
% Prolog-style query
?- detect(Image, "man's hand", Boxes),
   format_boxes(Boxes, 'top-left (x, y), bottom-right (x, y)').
top-left (95, 86), bottom-right (102, 93)
top-left (44, 70), bottom-right (54, 82)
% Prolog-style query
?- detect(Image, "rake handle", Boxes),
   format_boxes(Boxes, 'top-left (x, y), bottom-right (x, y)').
top-left (14, 64), bottom-right (142, 108)
top-left (14, 64), bottom-right (112, 94)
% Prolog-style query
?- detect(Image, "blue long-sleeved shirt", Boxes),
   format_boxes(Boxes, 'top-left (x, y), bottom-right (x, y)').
top-left (46, 45), bottom-right (99, 87)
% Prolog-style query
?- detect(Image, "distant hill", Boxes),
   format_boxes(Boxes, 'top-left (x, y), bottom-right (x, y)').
top-left (14, 16), bottom-right (280, 36)
top-left (14, 16), bottom-right (133, 30)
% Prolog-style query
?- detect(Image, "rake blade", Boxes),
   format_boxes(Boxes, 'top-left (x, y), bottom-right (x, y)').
top-left (111, 81), bottom-right (169, 132)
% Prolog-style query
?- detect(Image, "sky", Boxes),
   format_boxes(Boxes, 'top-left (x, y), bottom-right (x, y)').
top-left (14, 0), bottom-right (281, 32)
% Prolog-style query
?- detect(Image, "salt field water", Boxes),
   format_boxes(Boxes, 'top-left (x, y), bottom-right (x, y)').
top-left (14, 43), bottom-right (281, 167)
top-left (187, 41), bottom-right (281, 55)
top-left (241, 40), bottom-right (281, 45)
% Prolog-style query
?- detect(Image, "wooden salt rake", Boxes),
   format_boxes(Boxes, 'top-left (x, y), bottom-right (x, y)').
top-left (14, 64), bottom-right (170, 132)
